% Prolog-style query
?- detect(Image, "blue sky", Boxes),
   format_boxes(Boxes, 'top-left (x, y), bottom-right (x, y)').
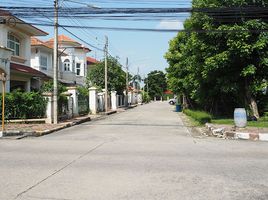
top-left (1, 0), bottom-right (191, 77)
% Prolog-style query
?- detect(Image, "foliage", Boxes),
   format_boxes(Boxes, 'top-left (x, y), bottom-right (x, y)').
top-left (165, 0), bottom-right (268, 117)
top-left (77, 86), bottom-right (89, 115)
top-left (131, 74), bottom-right (142, 90)
top-left (142, 91), bottom-right (151, 103)
top-left (41, 80), bottom-right (67, 94)
top-left (77, 86), bottom-right (88, 97)
top-left (0, 90), bottom-right (47, 119)
top-left (87, 56), bottom-right (126, 94)
top-left (144, 70), bottom-right (167, 100)
top-left (40, 80), bottom-right (68, 116)
top-left (183, 109), bottom-right (212, 124)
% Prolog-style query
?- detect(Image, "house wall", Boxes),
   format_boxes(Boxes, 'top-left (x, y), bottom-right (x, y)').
top-left (31, 47), bottom-right (53, 77)
top-left (59, 45), bottom-right (87, 86)
top-left (0, 24), bottom-right (31, 66)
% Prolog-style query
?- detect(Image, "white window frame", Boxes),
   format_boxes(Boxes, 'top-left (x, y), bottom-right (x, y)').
top-left (76, 63), bottom-right (81, 76)
top-left (40, 55), bottom-right (48, 70)
top-left (7, 33), bottom-right (20, 56)
top-left (64, 59), bottom-right (70, 71)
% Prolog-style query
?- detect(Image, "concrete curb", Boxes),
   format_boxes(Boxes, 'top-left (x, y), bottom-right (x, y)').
top-left (205, 123), bottom-right (268, 141)
top-left (0, 108), bottom-right (124, 139)
top-left (0, 116), bottom-right (92, 139)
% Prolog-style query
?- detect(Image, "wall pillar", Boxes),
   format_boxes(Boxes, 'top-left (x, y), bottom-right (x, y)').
top-left (89, 87), bottom-right (98, 114)
top-left (43, 92), bottom-right (53, 124)
top-left (111, 91), bottom-right (117, 111)
top-left (138, 93), bottom-right (142, 105)
top-left (26, 79), bottom-right (31, 92)
top-left (67, 87), bottom-right (78, 117)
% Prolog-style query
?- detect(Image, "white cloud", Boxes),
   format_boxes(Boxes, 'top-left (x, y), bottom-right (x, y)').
top-left (156, 20), bottom-right (184, 30)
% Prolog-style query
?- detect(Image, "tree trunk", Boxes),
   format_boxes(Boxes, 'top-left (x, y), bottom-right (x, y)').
top-left (245, 81), bottom-right (260, 119)
top-left (182, 93), bottom-right (189, 109)
top-left (249, 96), bottom-right (260, 119)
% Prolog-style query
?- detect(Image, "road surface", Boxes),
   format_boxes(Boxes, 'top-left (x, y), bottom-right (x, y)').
top-left (1, 102), bottom-right (268, 200)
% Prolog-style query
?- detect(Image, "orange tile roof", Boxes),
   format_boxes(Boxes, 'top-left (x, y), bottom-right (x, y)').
top-left (45, 35), bottom-right (91, 52)
top-left (31, 37), bottom-right (52, 48)
top-left (31, 37), bottom-right (68, 56)
top-left (87, 57), bottom-right (99, 64)
top-left (46, 34), bottom-right (80, 45)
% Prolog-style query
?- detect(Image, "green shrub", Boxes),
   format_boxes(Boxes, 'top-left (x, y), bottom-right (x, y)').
top-left (77, 86), bottom-right (89, 115)
top-left (183, 109), bottom-right (212, 124)
top-left (142, 92), bottom-right (151, 103)
top-left (0, 90), bottom-right (47, 119)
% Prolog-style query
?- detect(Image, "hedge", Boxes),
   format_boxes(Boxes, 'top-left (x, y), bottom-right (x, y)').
top-left (183, 109), bottom-right (212, 124)
top-left (0, 90), bottom-right (47, 120)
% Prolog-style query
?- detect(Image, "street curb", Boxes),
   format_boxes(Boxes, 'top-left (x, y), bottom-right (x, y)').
top-left (0, 117), bottom-right (92, 139)
top-left (205, 123), bottom-right (268, 141)
top-left (0, 108), bottom-right (124, 139)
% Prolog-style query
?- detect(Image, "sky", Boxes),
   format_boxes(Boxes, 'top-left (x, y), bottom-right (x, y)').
top-left (0, 0), bottom-right (191, 77)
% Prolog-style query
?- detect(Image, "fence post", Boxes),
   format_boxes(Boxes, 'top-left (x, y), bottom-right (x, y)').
top-left (111, 91), bottom-right (117, 111)
top-left (67, 87), bottom-right (78, 117)
top-left (89, 87), bottom-right (97, 114)
top-left (42, 92), bottom-right (53, 124)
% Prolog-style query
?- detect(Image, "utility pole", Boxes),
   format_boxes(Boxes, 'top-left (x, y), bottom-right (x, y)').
top-left (53, 0), bottom-right (59, 124)
top-left (125, 57), bottom-right (129, 107)
top-left (104, 36), bottom-right (108, 112)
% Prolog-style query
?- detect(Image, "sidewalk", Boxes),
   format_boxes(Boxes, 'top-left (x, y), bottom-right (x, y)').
top-left (0, 115), bottom-right (96, 139)
top-left (0, 105), bottom-right (137, 139)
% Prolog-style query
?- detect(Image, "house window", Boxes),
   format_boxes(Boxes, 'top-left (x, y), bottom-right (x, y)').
top-left (76, 63), bottom-right (81, 76)
top-left (7, 33), bottom-right (20, 56)
top-left (40, 55), bottom-right (47, 70)
top-left (64, 59), bottom-right (70, 71)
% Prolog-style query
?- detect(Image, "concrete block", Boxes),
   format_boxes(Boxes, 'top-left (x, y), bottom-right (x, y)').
top-left (249, 133), bottom-right (259, 141)
top-left (235, 132), bottom-right (250, 140)
top-left (259, 134), bottom-right (268, 141)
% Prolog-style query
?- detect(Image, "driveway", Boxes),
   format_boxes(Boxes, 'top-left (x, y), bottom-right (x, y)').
top-left (1, 102), bottom-right (268, 200)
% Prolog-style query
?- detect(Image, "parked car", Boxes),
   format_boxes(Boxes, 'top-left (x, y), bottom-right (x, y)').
top-left (168, 98), bottom-right (177, 105)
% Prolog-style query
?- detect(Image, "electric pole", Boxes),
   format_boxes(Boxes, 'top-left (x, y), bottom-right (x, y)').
top-left (104, 36), bottom-right (108, 112)
top-left (53, 0), bottom-right (59, 124)
top-left (125, 57), bottom-right (129, 107)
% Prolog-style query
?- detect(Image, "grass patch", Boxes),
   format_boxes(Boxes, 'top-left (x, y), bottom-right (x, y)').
top-left (212, 118), bottom-right (268, 128)
top-left (183, 109), bottom-right (212, 124)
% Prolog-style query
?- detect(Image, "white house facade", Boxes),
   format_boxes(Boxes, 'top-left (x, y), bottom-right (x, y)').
top-left (0, 10), bottom-right (48, 92)
top-left (45, 35), bottom-right (90, 86)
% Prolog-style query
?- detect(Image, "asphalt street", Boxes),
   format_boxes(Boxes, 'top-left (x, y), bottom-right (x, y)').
top-left (1, 101), bottom-right (268, 200)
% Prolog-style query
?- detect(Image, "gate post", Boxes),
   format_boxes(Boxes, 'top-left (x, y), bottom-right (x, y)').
top-left (67, 87), bottom-right (78, 117)
top-left (111, 91), bottom-right (117, 111)
top-left (89, 87), bottom-right (97, 114)
top-left (42, 92), bottom-right (53, 124)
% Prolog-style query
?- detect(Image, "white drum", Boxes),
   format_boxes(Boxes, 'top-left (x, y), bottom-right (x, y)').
top-left (234, 108), bottom-right (247, 128)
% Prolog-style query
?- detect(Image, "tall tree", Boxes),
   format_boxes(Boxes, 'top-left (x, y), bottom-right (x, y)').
top-left (166, 0), bottom-right (268, 117)
top-left (87, 56), bottom-right (126, 94)
top-left (144, 70), bottom-right (167, 100)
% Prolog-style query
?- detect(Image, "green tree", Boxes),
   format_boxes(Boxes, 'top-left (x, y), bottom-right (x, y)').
top-left (87, 56), bottom-right (126, 94)
top-left (165, 0), bottom-right (268, 118)
top-left (144, 70), bottom-right (167, 100)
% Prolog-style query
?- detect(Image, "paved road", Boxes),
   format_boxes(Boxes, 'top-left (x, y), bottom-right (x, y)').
top-left (1, 102), bottom-right (268, 200)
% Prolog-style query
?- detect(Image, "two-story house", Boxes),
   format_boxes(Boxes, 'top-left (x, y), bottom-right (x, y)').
top-left (31, 37), bottom-right (69, 85)
top-left (0, 10), bottom-right (48, 92)
top-left (45, 35), bottom-right (91, 86)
